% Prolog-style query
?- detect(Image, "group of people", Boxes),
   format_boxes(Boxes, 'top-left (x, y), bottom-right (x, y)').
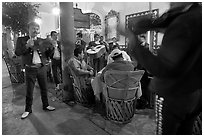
top-left (69, 32), bottom-right (136, 104)
top-left (14, 2), bottom-right (201, 135)
top-left (15, 20), bottom-right (134, 119)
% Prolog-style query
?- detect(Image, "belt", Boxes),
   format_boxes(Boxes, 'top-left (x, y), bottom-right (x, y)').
top-left (25, 64), bottom-right (42, 68)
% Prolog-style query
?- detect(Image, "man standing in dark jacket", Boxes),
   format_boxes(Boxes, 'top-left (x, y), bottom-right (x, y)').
top-left (15, 22), bottom-right (55, 119)
top-left (123, 2), bottom-right (201, 135)
top-left (50, 31), bottom-right (62, 90)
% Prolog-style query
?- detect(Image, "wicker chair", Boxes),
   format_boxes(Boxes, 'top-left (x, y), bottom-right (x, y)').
top-left (104, 70), bottom-right (144, 124)
top-left (192, 112), bottom-right (202, 135)
top-left (3, 56), bottom-right (24, 83)
top-left (67, 64), bottom-right (94, 105)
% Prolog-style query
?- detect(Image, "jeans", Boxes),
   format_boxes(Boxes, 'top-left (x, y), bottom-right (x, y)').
top-left (25, 66), bottom-right (49, 112)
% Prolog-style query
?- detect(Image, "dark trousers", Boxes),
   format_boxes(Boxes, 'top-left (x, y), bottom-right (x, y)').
top-left (92, 55), bottom-right (105, 74)
top-left (156, 89), bottom-right (202, 135)
top-left (25, 66), bottom-right (49, 112)
top-left (51, 59), bottom-right (62, 86)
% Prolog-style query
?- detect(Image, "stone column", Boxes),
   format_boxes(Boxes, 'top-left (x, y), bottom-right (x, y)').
top-left (60, 2), bottom-right (75, 100)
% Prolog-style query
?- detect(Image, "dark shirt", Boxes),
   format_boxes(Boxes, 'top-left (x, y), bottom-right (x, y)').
top-left (87, 41), bottom-right (100, 50)
top-left (130, 3), bottom-right (201, 96)
top-left (108, 42), bottom-right (119, 52)
top-left (100, 40), bottom-right (109, 52)
top-left (75, 40), bottom-right (86, 51)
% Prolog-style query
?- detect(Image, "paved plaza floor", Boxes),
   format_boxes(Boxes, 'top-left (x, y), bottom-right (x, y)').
top-left (2, 59), bottom-right (156, 135)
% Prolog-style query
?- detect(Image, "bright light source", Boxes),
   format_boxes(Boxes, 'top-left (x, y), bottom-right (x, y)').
top-left (34, 18), bottom-right (42, 25)
top-left (52, 7), bottom-right (60, 15)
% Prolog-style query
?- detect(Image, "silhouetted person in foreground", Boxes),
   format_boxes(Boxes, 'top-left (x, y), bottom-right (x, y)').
top-left (122, 2), bottom-right (201, 135)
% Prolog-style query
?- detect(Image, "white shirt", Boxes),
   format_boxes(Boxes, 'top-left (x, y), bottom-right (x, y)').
top-left (53, 40), bottom-right (60, 59)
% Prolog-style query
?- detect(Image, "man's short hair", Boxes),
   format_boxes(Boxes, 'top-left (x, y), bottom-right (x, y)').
top-left (94, 33), bottom-right (99, 38)
top-left (28, 21), bottom-right (40, 28)
top-left (140, 35), bottom-right (146, 39)
top-left (51, 31), bottom-right (57, 36)
top-left (74, 47), bottom-right (83, 57)
top-left (112, 37), bottom-right (116, 40)
top-left (77, 32), bottom-right (83, 38)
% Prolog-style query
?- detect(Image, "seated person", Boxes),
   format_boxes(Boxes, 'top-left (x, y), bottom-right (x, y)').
top-left (92, 49), bottom-right (140, 103)
top-left (107, 47), bottom-right (132, 64)
top-left (100, 49), bottom-right (134, 82)
top-left (68, 47), bottom-right (95, 104)
top-left (68, 47), bottom-right (94, 78)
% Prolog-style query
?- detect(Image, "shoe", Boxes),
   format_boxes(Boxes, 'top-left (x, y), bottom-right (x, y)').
top-left (21, 112), bottom-right (31, 119)
top-left (43, 106), bottom-right (55, 111)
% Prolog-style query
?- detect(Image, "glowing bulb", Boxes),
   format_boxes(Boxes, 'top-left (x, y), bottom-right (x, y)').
top-left (34, 18), bottom-right (42, 25)
top-left (52, 7), bottom-right (60, 15)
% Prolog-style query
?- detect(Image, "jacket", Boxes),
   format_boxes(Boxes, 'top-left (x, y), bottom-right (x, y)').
top-left (15, 36), bottom-right (53, 67)
top-left (130, 3), bottom-right (202, 96)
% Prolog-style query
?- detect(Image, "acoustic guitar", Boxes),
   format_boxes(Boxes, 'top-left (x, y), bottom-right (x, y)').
top-left (86, 45), bottom-right (106, 58)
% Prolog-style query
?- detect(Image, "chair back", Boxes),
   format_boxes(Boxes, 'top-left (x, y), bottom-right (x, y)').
top-left (67, 60), bottom-right (93, 104)
top-left (104, 70), bottom-right (144, 100)
top-left (3, 56), bottom-right (24, 83)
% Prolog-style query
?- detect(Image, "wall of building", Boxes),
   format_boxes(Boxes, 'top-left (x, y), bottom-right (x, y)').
top-left (77, 2), bottom-right (169, 45)
top-left (37, 2), bottom-right (170, 41)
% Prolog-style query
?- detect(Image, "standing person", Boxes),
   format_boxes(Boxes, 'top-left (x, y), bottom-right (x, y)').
top-left (123, 2), bottom-right (201, 135)
top-left (87, 34), bottom-right (101, 74)
top-left (15, 22), bottom-right (55, 119)
top-left (75, 32), bottom-right (87, 62)
top-left (138, 34), bottom-right (149, 49)
top-left (99, 35), bottom-right (109, 65)
top-left (87, 33), bottom-right (100, 50)
top-left (108, 37), bottom-right (119, 53)
top-left (75, 32), bottom-right (87, 52)
top-left (99, 35), bottom-right (109, 53)
top-left (136, 34), bottom-right (151, 109)
top-left (50, 31), bottom-right (62, 90)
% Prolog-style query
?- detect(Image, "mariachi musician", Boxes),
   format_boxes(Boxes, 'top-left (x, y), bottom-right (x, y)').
top-left (125, 2), bottom-right (201, 135)
top-left (15, 22), bottom-right (55, 119)
top-left (87, 33), bottom-right (106, 74)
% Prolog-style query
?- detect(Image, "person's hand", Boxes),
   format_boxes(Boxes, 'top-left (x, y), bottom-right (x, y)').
top-left (26, 39), bottom-right (34, 49)
top-left (52, 40), bottom-right (58, 47)
top-left (89, 70), bottom-right (94, 76)
top-left (118, 24), bottom-right (137, 49)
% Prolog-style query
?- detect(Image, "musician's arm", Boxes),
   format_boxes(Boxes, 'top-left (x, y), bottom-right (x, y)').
top-left (86, 64), bottom-right (94, 71)
top-left (70, 60), bottom-right (90, 76)
top-left (84, 44), bottom-right (88, 53)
